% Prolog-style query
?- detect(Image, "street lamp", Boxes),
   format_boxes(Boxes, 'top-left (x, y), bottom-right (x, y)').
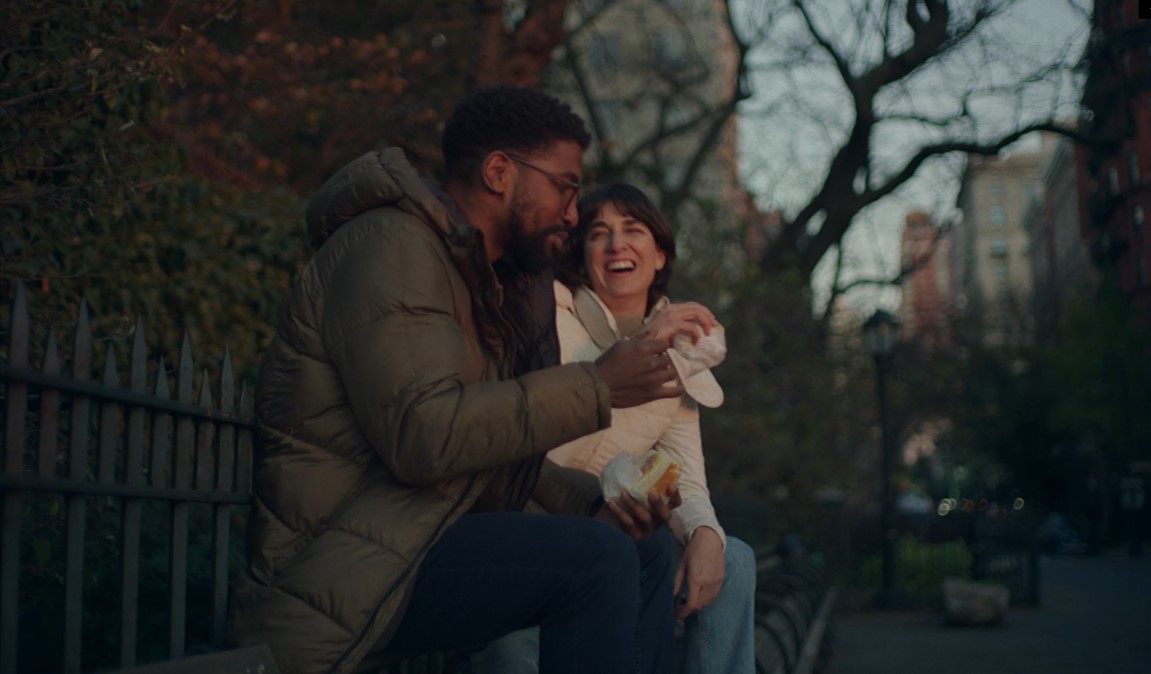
top-left (862, 309), bottom-right (900, 609)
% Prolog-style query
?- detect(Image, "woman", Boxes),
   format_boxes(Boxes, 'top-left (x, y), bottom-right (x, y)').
top-left (480, 183), bottom-right (756, 674)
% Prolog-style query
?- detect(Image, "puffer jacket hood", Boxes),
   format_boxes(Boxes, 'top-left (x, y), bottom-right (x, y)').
top-left (306, 147), bottom-right (452, 251)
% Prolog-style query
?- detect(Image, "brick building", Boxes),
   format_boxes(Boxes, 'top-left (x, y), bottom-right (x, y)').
top-left (898, 212), bottom-right (952, 351)
top-left (1078, 0), bottom-right (1151, 313)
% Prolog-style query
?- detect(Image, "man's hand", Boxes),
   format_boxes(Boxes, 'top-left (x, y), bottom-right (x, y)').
top-left (595, 485), bottom-right (682, 541)
top-left (595, 338), bottom-right (682, 408)
top-left (674, 526), bottom-right (725, 620)
top-left (637, 302), bottom-right (719, 347)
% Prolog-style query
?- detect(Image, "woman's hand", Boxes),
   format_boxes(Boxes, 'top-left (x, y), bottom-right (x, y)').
top-left (638, 302), bottom-right (719, 347)
top-left (674, 526), bottom-right (725, 619)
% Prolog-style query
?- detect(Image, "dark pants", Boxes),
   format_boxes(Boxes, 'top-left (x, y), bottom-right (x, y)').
top-left (379, 512), bottom-right (677, 674)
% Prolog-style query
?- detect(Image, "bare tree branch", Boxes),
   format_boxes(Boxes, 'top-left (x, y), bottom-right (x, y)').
top-left (753, 0), bottom-right (1088, 283)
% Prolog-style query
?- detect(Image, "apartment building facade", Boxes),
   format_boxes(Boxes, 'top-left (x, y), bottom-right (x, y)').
top-left (546, 0), bottom-right (744, 236)
top-left (1022, 136), bottom-right (1100, 343)
top-left (1078, 0), bottom-right (1151, 313)
top-left (953, 141), bottom-right (1052, 345)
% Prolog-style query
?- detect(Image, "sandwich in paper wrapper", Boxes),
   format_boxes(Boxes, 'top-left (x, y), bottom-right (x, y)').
top-left (601, 449), bottom-right (681, 505)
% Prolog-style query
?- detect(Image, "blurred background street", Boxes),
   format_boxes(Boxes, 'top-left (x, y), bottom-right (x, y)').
top-left (825, 551), bottom-right (1151, 674)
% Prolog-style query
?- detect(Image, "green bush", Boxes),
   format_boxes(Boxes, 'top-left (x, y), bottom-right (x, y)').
top-left (857, 535), bottom-right (973, 608)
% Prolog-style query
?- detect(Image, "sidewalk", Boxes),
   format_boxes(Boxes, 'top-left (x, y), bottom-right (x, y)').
top-left (823, 551), bottom-right (1151, 674)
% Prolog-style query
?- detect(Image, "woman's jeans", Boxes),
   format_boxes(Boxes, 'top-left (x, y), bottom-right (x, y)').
top-left (476, 534), bottom-right (757, 674)
top-left (679, 536), bottom-right (757, 674)
top-left (377, 512), bottom-right (677, 674)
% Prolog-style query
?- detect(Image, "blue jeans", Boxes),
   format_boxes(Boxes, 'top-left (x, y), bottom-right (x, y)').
top-left (377, 512), bottom-right (676, 674)
top-left (679, 536), bottom-right (757, 674)
top-left (477, 534), bottom-right (756, 674)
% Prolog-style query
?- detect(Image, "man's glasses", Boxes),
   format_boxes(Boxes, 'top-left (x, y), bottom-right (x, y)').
top-left (506, 153), bottom-right (581, 212)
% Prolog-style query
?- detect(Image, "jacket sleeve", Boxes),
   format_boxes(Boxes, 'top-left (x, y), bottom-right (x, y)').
top-left (320, 216), bottom-right (612, 486)
top-left (532, 458), bottom-right (604, 516)
top-left (656, 397), bottom-right (727, 549)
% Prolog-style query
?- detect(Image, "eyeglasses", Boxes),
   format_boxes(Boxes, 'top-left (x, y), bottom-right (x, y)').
top-left (506, 153), bottom-right (581, 212)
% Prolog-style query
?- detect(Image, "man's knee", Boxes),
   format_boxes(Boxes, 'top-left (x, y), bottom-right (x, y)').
top-left (570, 518), bottom-right (641, 592)
top-left (637, 526), bottom-right (677, 581)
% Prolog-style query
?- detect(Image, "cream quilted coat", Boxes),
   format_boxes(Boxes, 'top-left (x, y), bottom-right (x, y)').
top-left (548, 282), bottom-right (726, 549)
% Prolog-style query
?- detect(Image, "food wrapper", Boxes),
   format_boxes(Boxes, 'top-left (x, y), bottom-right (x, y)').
top-left (599, 450), bottom-right (679, 507)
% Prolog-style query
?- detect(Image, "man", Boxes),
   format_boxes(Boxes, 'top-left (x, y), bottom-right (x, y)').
top-left (227, 86), bottom-right (684, 674)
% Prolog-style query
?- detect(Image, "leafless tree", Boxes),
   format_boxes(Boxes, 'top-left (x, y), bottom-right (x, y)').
top-left (752, 0), bottom-right (1089, 308)
top-left (552, 0), bottom-right (1090, 318)
top-left (551, 0), bottom-right (767, 223)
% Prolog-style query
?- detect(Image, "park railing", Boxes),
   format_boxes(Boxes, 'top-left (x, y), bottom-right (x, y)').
top-left (1, 284), bottom-right (255, 674)
top-left (798, 499), bottom-right (1042, 611)
top-left (753, 550), bottom-right (835, 674)
top-left (1, 287), bottom-right (461, 674)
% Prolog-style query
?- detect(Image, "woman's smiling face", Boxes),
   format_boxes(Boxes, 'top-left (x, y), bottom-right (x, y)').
top-left (583, 201), bottom-right (666, 316)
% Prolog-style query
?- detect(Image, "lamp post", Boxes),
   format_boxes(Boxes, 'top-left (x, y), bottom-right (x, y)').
top-left (863, 309), bottom-right (900, 609)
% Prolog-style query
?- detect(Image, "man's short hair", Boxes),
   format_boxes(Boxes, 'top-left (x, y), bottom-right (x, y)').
top-left (442, 86), bottom-right (591, 183)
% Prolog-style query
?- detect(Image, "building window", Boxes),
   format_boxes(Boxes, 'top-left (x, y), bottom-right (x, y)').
top-left (1128, 149), bottom-right (1141, 186)
top-left (593, 99), bottom-right (621, 140)
top-left (994, 260), bottom-right (1008, 280)
top-left (661, 160), bottom-right (687, 189)
top-left (989, 207), bottom-right (1006, 228)
top-left (652, 30), bottom-right (688, 71)
top-left (1108, 165), bottom-right (1120, 194)
top-left (587, 34), bottom-right (621, 72)
top-left (989, 183), bottom-right (1005, 202)
top-left (990, 238), bottom-right (1009, 257)
top-left (1135, 205), bottom-right (1144, 232)
top-left (665, 101), bottom-right (692, 127)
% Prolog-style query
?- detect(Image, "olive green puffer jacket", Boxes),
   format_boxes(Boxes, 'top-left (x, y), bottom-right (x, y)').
top-left (226, 148), bottom-right (611, 674)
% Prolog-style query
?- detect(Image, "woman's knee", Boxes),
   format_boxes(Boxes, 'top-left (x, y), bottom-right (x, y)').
top-left (723, 536), bottom-right (757, 596)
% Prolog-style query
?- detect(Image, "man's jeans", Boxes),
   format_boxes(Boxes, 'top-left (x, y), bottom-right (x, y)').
top-left (476, 534), bottom-right (757, 674)
top-left (378, 512), bottom-right (677, 674)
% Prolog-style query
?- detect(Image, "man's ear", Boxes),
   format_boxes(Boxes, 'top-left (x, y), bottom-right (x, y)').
top-left (480, 151), bottom-right (514, 197)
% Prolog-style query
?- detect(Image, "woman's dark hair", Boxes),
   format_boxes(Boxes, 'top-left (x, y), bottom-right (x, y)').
top-left (559, 182), bottom-right (677, 312)
top-left (442, 86), bottom-right (590, 184)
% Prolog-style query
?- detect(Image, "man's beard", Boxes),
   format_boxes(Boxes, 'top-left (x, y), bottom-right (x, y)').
top-left (506, 205), bottom-right (565, 275)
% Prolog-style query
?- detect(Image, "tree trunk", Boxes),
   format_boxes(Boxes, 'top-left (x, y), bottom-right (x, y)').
top-left (472, 0), bottom-right (571, 89)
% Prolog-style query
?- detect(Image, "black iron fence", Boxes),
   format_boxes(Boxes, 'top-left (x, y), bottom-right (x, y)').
top-left (798, 497), bottom-right (1042, 610)
top-left (1, 284), bottom-right (255, 673)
